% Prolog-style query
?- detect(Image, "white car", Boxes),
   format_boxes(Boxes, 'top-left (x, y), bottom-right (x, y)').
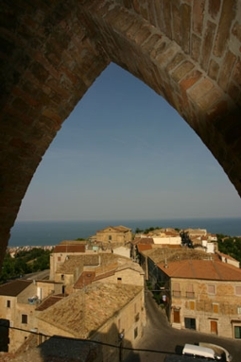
top-left (198, 342), bottom-right (232, 362)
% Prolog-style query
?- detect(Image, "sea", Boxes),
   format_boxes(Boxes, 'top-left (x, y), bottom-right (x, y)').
top-left (8, 218), bottom-right (241, 248)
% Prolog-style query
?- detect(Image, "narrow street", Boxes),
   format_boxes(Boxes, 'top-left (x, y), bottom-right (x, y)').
top-left (124, 290), bottom-right (241, 362)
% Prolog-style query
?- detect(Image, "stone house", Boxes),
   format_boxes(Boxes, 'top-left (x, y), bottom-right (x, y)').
top-left (94, 225), bottom-right (132, 246)
top-left (143, 248), bottom-right (241, 339)
top-left (73, 257), bottom-right (145, 291)
top-left (49, 240), bottom-right (86, 279)
top-left (0, 252), bottom-right (146, 356)
top-left (36, 282), bottom-right (146, 362)
top-left (0, 279), bottom-right (63, 352)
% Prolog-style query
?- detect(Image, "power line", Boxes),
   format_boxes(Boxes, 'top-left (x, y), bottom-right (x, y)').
top-left (2, 324), bottom-right (175, 356)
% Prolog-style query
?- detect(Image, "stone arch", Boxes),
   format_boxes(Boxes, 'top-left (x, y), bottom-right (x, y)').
top-left (0, 0), bottom-right (241, 267)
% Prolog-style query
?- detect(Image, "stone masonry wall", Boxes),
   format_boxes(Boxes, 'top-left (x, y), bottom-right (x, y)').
top-left (0, 0), bottom-right (240, 269)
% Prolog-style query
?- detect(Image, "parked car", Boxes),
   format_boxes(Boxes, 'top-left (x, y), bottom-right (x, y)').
top-left (164, 355), bottom-right (215, 362)
top-left (198, 342), bottom-right (232, 362)
top-left (182, 343), bottom-right (217, 360)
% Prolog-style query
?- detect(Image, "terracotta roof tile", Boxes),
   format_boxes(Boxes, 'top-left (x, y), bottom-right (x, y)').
top-left (53, 245), bottom-right (86, 253)
top-left (37, 283), bottom-right (142, 339)
top-left (0, 280), bottom-right (32, 296)
top-left (137, 244), bottom-right (153, 252)
top-left (74, 271), bottom-right (96, 289)
top-left (133, 237), bottom-right (154, 245)
top-left (157, 259), bottom-right (241, 281)
top-left (36, 294), bottom-right (66, 311)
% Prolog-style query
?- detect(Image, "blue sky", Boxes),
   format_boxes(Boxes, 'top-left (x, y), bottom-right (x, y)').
top-left (17, 63), bottom-right (241, 221)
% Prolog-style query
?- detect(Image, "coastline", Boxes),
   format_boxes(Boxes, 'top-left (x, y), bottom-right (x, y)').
top-left (9, 218), bottom-right (241, 248)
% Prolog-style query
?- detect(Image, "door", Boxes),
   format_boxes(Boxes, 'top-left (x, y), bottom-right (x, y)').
top-left (173, 309), bottom-right (180, 323)
top-left (210, 320), bottom-right (218, 334)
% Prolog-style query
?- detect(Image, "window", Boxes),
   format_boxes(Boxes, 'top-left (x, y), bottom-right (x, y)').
top-left (173, 282), bottom-right (181, 297)
top-left (186, 284), bottom-right (195, 298)
top-left (61, 274), bottom-right (64, 281)
top-left (22, 314), bottom-right (28, 324)
top-left (234, 326), bottom-right (241, 339)
top-left (134, 327), bottom-right (138, 339)
top-left (58, 256), bottom-right (61, 261)
top-left (184, 317), bottom-right (196, 330)
top-left (235, 286), bottom-right (241, 295)
top-left (237, 307), bottom-right (241, 314)
top-left (213, 303), bottom-right (219, 313)
top-left (108, 235), bottom-right (112, 241)
top-left (117, 277), bottom-right (122, 284)
top-left (207, 284), bottom-right (216, 295)
top-left (6, 300), bottom-right (11, 308)
top-left (189, 301), bottom-right (195, 310)
top-left (134, 313), bottom-right (140, 322)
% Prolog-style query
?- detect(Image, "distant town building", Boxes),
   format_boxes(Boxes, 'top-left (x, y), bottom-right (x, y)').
top-left (93, 225), bottom-right (132, 245)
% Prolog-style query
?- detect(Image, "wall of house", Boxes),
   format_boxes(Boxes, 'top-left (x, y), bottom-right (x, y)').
top-left (12, 303), bottom-right (37, 352)
top-left (112, 246), bottom-right (130, 258)
top-left (153, 237), bottom-right (181, 245)
top-left (96, 229), bottom-right (132, 244)
top-left (220, 255), bottom-right (240, 268)
top-left (97, 269), bottom-right (144, 287)
top-left (170, 278), bottom-right (241, 339)
top-left (36, 281), bottom-right (63, 300)
top-left (54, 272), bottom-right (74, 285)
top-left (91, 289), bottom-right (146, 362)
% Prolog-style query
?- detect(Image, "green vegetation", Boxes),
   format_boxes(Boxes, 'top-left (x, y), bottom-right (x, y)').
top-left (0, 248), bottom-right (52, 284)
top-left (217, 234), bottom-right (241, 263)
top-left (135, 226), bottom-right (162, 234)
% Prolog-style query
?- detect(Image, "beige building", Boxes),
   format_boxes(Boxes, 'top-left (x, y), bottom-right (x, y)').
top-left (143, 248), bottom-right (241, 339)
top-left (0, 251), bottom-right (146, 357)
top-left (0, 279), bottom-right (63, 352)
top-left (49, 240), bottom-right (86, 279)
top-left (94, 225), bottom-right (132, 245)
top-left (36, 282), bottom-right (146, 362)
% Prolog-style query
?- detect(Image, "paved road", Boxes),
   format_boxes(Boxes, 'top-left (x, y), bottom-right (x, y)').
top-left (24, 269), bottom-right (50, 280)
top-left (124, 290), bottom-right (241, 362)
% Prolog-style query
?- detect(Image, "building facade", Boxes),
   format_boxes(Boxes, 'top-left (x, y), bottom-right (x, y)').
top-left (141, 248), bottom-right (241, 339)
top-left (94, 225), bottom-right (132, 245)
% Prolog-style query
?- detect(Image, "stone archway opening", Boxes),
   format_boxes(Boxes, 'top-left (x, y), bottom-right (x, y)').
top-left (0, 0), bottom-right (241, 268)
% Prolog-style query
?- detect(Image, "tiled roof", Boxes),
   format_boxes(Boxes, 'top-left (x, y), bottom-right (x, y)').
top-left (96, 225), bottom-right (131, 233)
top-left (56, 256), bottom-right (84, 274)
top-left (74, 258), bottom-right (144, 288)
top-left (36, 294), bottom-right (66, 311)
top-left (141, 248), bottom-right (209, 265)
top-left (93, 270), bottom-right (115, 282)
top-left (157, 259), bottom-right (241, 281)
top-left (137, 244), bottom-right (153, 252)
top-left (74, 271), bottom-right (96, 289)
top-left (37, 283), bottom-right (142, 338)
top-left (57, 253), bottom-right (127, 275)
top-left (132, 237), bottom-right (154, 245)
top-left (0, 280), bottom-right (32, 296)
top-left (53, 244), bottom-right (86, 253)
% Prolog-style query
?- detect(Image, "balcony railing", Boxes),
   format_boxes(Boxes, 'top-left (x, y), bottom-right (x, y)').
top-left (172, 290), bottom-right (181, 297)
top-left (186, 291), bottom-right (195, 298)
